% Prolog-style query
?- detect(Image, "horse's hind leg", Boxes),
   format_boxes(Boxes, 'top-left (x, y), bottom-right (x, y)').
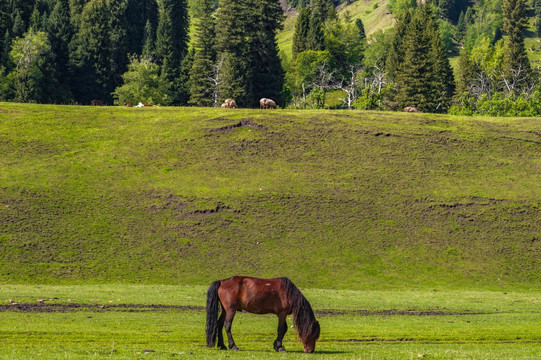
top-left (217, 310), bottom-right (227, 350)
top-left (224, 309), bottom-right (239, 351)
top-left (273, 313), bottom-right (288, 352)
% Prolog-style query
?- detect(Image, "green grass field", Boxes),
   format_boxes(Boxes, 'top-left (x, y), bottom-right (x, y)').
top-left (1, 285), bottom-right (540, 359)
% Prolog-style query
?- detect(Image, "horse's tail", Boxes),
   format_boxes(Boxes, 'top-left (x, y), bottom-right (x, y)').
top-left (206, 280), bottom-right (221, 347)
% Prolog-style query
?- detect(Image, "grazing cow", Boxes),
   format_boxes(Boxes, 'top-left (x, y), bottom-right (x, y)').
top-left (404, 106), bottom-right (422, 113)
top-left (91, 99), bottom-right (104, 106)
top-left (260, 98), bottom-right (277, 109)
top-left (221, 99), bottom-right (237, 108)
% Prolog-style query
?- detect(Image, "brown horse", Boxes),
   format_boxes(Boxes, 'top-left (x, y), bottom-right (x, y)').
top-left (206, 276), bottom-right (320, 353)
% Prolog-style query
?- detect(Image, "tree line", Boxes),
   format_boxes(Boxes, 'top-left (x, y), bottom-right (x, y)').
top-left (0, 0), bottom-right (539, 115)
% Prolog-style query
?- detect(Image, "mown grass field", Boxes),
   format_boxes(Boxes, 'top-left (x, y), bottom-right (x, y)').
top-left (1, 285), bottom-right (540, 359)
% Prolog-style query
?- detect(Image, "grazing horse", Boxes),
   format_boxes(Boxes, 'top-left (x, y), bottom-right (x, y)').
top-left (91, 99), bottom-right (104, 106)
top-left (221, 99), bottom-right (238, 108)
top-left (206, 276), bottom-right (320, 353)
top-left (260, 98), bottom-right (277, 109)
top-left (404, 106), bottom-right (422, 113)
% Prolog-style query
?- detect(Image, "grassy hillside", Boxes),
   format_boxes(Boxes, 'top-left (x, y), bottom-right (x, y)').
top-left (0, 103), bottom-right (540, 289)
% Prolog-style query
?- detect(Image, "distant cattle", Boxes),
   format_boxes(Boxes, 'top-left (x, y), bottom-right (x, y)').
top-left (91, 99), bottom-right (104, 106)
top-left (221, 99), bottom-right (238, 108)
top-left (404, 106), bottom-right (422, 113)
top-left (260, 98), bottom-right (276, 109)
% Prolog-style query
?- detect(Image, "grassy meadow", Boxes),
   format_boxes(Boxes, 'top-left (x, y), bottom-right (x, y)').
top-left (1, 103), bottom-right (540, 358)
top-left (1, 285), bottom-right (540, 359)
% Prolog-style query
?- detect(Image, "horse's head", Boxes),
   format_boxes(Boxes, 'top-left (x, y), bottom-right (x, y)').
top-left (303, 320), bottom-right (320, 353)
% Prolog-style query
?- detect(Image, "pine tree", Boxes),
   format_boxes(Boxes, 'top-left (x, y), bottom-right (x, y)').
top-left (188, 0), bottom-right (216, 106)
top-left (125, 0), bottom-right (158, 56)
top-left (456, 10), bottom-right (466, 41)
top-left (455, 47), bottom-right (474, 94)
top-left (249, 0), bottom-right (285, 106)
top-left (394, 5), bottom-right (454, 112)
top-left (501, 0), bottom-right (534, 93)
top-left (385, 9), bottom-right (412, 83)
top-left (142, 20), bottom-right (155, 58)
top-left (307, 0), bottom-right (326, 51)
top-left (108, 0), bottom-right (129, 95)
top-left (12, 9), bottom-right (26, 37)
top-left (155, 0), bottom-right (189, 105)
top-left (214, 0), bottom-right (252, 105)
top-left (292, 7), bottom-right (310, 60)
top-left (69, 0), bottom-right (113, 103)
top-left (355, 18), bottom-right (366, 40)
top-left (47, 0), bottom-right (74, 102)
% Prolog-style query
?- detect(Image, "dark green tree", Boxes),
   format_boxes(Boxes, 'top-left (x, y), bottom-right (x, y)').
top-left (188, 0), bottom-right (216, 106)
top-left (108, 0), bottom-right (129, 95)
top-left (292, 7), bottom-right (310, 60)
top-left (125, 0), bottom-right (158, 55)
top-left (385, 9), bottom-right (412, 82)
top-left (69, 0), bottom-right (113, 103)
top-left (12, 9), bottom-right (26, 37)
top-left (501, 0), bottom-right (534, 93)
top-left (142, 19), bottom-right (155, 57)
top-left (214, 0), bottom-right (252, 105)
top-left (394, 5), bottom-right (454, 112)
top-left (155, 0), bottom-right (189, 104)
top-left (249, 0), bottom-right (285, 106)
top-left (355, 18), bottom-right (366, 40)
top-left (47, 0), bottom-right (74, 102)
top-left (307, 0), bottom-right (326, 51)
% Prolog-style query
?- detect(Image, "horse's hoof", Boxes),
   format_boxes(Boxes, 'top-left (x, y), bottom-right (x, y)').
top-left (230, 345), bottom-right (240, 351)
top-left (219, 345), bottom-right (227, 350)
top-left (278, 347), bottom-right (287, 353)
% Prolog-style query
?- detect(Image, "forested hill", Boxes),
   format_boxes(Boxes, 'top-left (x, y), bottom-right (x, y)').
top-left (0, 0), bottom-right (540, 114)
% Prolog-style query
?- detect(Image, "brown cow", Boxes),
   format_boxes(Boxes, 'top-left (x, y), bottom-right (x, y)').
top-left (404, 106), bottom-right (422, 113)
top-left (221, 99), bottom-right (238, 108)
top-left (91, 99), bottom-right (104, 106)
top-left (260, 98), bottom-right (276, 109)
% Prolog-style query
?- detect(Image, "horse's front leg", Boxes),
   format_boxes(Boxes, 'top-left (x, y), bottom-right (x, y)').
top-left (273, 313), bottom-right (288, 352)
top-left (224, 309), bottom-right (239, 351)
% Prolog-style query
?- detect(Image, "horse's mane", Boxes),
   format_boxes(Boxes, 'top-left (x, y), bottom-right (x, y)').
top-left (282, 277), bottom-right (320, 343)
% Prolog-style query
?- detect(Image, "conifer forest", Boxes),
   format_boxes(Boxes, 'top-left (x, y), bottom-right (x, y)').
top-left (0, 0), bottom-right (540, 115)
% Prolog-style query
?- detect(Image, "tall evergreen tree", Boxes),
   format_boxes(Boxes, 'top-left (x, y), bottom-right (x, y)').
top-left (69, 0), bottom-right (112, 103)
top-left (155, 0), bottom-right (189, 104)
top-left (307, 0), bottom-right (326, 51)
top-left (108, 0), bottom-right (129, 94)
top-left (501, 0), bottom-right (534, 93)
top-left (393, 5), bottom-right (454, 112)
top-left (12, 9), bottom-right (26, 37)
top-left (47, 0), bottom-right (74, 102)
top-left (249, 0), bottom-right (285, 106)
top-left (188, 0), bottom-right (216, 106)
top-left (125, 0), bottom-right (158, 56)
top-left (355, 18), bottom-right (366, 40)
top-left (214, 0), bottom-right (252, 105)
top-left (292, 7), bottom-right (310, 60)
top-left (385, 9), bottom-right (412, 83)
top-left (142, 19), bottom-right (155, 58)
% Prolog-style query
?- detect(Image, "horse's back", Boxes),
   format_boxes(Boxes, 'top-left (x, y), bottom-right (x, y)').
top-left (218, 276), bottom-right (290, 314)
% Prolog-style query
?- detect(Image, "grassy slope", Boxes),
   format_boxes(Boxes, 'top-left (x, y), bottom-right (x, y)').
top-left (0, 103), bottom-right (540, 289)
